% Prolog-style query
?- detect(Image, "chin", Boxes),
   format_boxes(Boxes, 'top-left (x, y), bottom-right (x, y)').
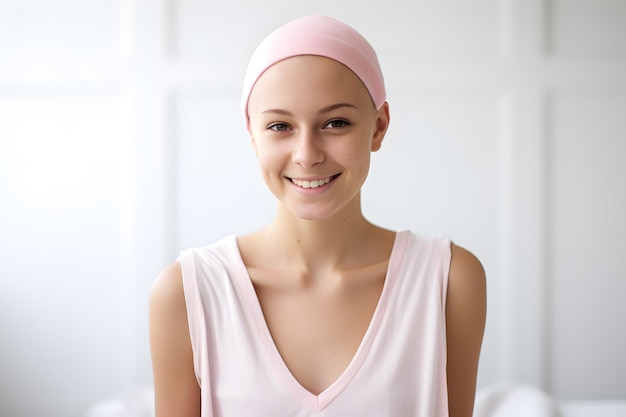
top-left (286, 204), bottom-right (342, 222)
top-left (291, 210), bottom-right (335, 222)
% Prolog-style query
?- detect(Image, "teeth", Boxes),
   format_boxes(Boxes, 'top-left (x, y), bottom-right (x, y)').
top-left (292, 176), bottom-right (333, 189)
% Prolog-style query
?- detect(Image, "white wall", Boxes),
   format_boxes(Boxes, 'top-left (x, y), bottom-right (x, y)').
top-left (1, 0), bottom-right (625, 416)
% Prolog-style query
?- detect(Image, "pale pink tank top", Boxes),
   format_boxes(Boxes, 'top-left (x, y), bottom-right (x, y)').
top-left (178, 230), bottom-right (451, 416)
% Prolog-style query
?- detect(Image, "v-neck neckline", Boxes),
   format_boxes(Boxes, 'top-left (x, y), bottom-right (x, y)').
top-left (228, 230), bottom-right (409, 412)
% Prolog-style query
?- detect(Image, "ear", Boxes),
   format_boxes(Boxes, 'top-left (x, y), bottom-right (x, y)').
top-left (371, 101), bottom-right (390, 152)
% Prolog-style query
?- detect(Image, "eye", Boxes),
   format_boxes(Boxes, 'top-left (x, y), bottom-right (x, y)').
top-left (267, 122), bottom-right (290, 132)
top-left (324, 119), bottom-right (350, 129)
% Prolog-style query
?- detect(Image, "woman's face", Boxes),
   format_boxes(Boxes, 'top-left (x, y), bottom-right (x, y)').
top-left (247, 55), bottom-right (389, 222)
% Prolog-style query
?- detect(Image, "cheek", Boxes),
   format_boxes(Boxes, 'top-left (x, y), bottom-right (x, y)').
top-left (357, 159), bottom-right (370, 176)
top-left (340, 139), bottom-right (371, 163)
top-left (350, 147), bottom-right (372, 177)
top-left (255, 144), bottom-right (285, 175)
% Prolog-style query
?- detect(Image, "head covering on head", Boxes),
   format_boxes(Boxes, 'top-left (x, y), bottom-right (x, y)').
top-left (241, 15), bottom-right (386, 128)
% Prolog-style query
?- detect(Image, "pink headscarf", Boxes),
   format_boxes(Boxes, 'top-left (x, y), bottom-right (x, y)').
top-left (241, 15), bottom-right (386, 128)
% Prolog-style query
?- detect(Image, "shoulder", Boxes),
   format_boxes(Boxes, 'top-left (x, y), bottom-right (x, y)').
top-left (445, 244), bottom-right (486, 417)
top-left (149, 261), bottom-right (191, 341)
top-left (446, 243), bottom-right (486, 332)
top-left (149, 262), bottom-right (189, 345)
top-left (149, 262), bottom-right (201, 415)
top-left (150, 262), bottom-right (185, 312)
top-left (448, 244), bottom-right (486, 299)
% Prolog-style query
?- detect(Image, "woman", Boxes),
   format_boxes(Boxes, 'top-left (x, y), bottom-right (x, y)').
top-left (150, 15), bottom-right (486, 417)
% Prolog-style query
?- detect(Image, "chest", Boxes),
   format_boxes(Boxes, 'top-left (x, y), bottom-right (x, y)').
top-left (251, 269), bottom-right (386, 395)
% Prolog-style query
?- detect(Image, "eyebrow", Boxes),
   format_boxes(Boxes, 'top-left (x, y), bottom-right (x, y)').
top-left (261, 103), bottom-right (358, 116)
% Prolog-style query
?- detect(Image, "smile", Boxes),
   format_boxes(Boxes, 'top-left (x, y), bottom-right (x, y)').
top-left (289, 174), bottom-right (339, 189)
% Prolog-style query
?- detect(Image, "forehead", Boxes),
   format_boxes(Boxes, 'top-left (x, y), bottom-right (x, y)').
top-left (247, 55), bottom-right (373, 112)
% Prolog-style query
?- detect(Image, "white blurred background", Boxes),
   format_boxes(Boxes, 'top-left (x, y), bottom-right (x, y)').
top-left (0, 0), bottom-right (625, 416)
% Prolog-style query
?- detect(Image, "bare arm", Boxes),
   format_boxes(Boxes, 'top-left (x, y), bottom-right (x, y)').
top-left (149, 262), bottom-right (201, 417)
top-left (446, 244), bottom-right (487, 417)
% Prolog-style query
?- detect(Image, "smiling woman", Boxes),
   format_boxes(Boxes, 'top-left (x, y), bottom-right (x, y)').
top-left (149, 14), bottom-right (486, 417)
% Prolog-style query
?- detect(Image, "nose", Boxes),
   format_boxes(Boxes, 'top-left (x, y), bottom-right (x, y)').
top-left (292, 129), bottom-right (324, 168)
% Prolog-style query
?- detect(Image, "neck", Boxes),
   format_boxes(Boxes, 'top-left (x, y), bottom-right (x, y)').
top-left (260, 196), bottom-right (380, 273)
